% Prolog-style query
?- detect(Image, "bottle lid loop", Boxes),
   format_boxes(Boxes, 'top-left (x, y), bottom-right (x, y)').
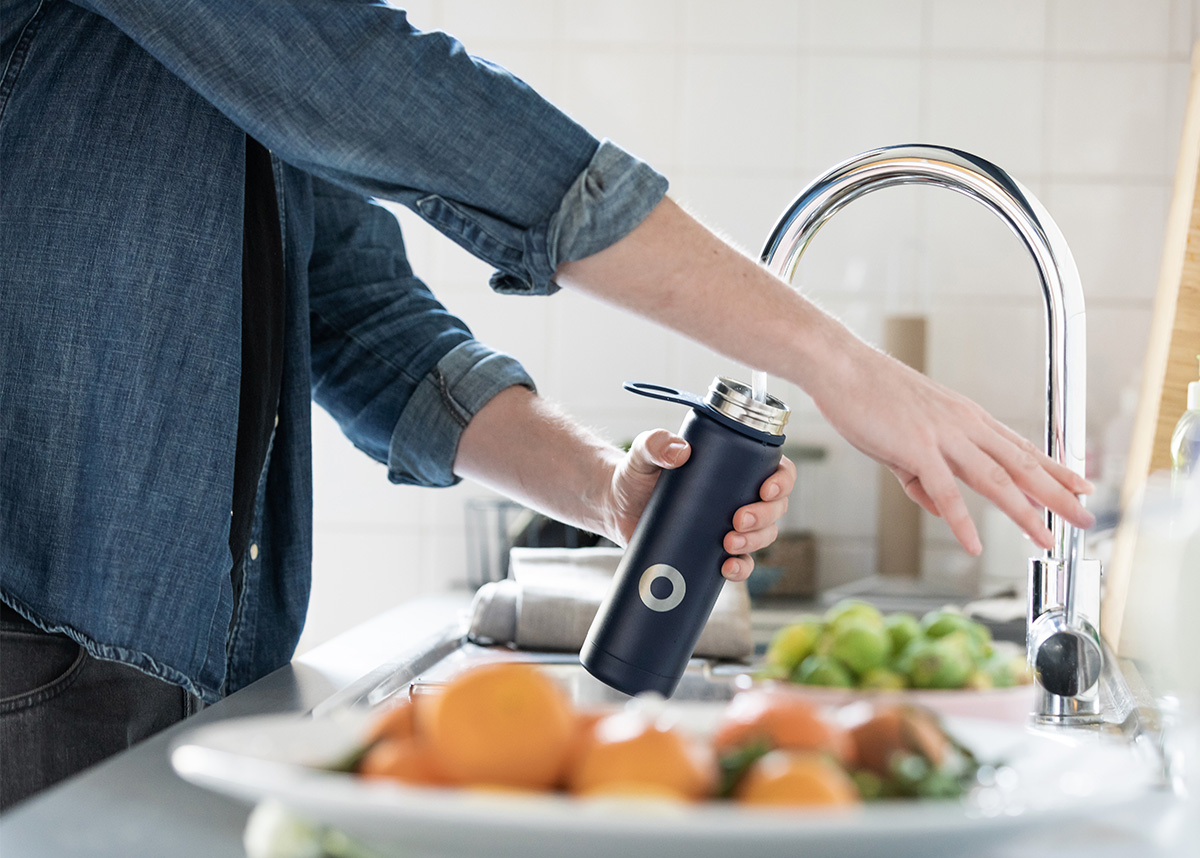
top-left (624, 377), bottom-right (789, 439)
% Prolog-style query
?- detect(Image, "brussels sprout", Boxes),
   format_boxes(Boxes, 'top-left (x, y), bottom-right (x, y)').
top-left (824, 599), bottom-right (885, 632)
top-left (890, 638), bottom-right (917, 678)
top-left (908, 636), bottom-right (973, 689)
top-left (920, 609), bottom-right (975, 639)
top-left (984, 652), bottom-right (1032, 688)
top-left (859, 667), bottom-right (907, 690)
top-left (793, 653), bottom-right (855, 688)
top-left (828, 619), bottom-right (890, 675)
top-left (764, 618), bottom-right (824, 674)
top-left (943, 629), bottom-right (991, 668)
top-left (883, 612), bottom-right (921, 657)
top-left (923, 611), bottom-right (993, 656)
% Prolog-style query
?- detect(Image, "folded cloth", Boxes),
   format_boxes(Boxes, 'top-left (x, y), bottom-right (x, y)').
top-left (467, 547), bottom-right (753, 660)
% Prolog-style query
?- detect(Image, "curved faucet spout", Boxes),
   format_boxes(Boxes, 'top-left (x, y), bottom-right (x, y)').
top-left (760, 145), bottom-right (1086, 559)
top-left (760, 144), bottom-right (1101, 723)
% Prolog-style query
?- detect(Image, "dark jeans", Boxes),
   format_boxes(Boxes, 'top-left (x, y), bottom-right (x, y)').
top-left (0, 603), bottom-right (203, 812)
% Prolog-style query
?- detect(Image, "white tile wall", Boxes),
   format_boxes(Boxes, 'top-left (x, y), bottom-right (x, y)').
top-left (300, 0), bottom-right (1195, 653)
top-left (678, 53), bottom-right (802, 172)
top-left (1047, 61), bottom-right (1174, 179)
top-left (682, 0), bottom-right (805, 49)
top-left (927, 0), bottom-right (1047, 53)
top-left (808, 0), bottom-right (925, 52)
top-left (560, 50), bottom-right (679, 170)
top-left (924, 58), bottom-right (1046, 177)
top-left (804, 56), bottom-right (922, 173)
top-left (562, 1), bottom-right (679, 44)
top-left (921, 183), bottom-right (1046, 302)
top-left (1046, 182), bottom-right (1172, 303)
top-left (1048, 0), bottom-right (1174, 56)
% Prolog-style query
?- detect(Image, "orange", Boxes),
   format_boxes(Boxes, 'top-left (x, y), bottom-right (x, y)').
top-left (560, 707), bottom-right (608, 785)
top-left (357, 736), bottom-right (448, 787)
top-left (712, 687), bottom-right (855, 765)
top-left (364, 698), bottom-right (416, 745)
top-left (566, 711), bottom-right (716, 801)
top-left (734, 750), bottom-right (861, 807)
top-left (415, 662), bottom-right (575, 790)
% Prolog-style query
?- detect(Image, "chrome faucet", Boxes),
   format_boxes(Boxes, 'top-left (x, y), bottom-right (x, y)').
top-left (760, 144), bottom-right (1103, 725)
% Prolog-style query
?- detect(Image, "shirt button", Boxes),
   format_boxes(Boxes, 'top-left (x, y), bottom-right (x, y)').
top-left (249, 543), bottom-right (259, 561)
top-left (274, 415), bottom-right (279, 428)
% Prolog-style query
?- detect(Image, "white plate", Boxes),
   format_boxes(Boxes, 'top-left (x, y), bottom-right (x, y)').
top-left (171, 709), bottom-right (1158, 858)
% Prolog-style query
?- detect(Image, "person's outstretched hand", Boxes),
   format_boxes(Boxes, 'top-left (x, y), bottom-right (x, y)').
top-left (803, 330), bottom-right (1095, 555)
top-left (604, 428), bottom-right (797, 581)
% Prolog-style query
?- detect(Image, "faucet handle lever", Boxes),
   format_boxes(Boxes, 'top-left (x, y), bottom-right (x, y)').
top-left (1030, 612), bottom-right (1103, 698)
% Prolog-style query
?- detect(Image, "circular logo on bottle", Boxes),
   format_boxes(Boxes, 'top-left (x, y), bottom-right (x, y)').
top-left (638, 564), bottom-right (686, 612)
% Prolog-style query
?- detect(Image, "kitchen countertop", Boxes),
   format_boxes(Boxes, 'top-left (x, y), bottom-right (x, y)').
top-left (1, 592), bottom-right (1196, 858)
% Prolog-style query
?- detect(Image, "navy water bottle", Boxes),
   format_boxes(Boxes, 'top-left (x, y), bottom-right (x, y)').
top-left (581, 377), bottom-right (789, 697)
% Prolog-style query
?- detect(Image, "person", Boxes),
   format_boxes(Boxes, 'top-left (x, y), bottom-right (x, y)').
top-left (0, 1), bottom-right (1091, 809)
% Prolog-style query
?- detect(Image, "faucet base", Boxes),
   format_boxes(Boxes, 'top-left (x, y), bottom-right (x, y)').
top-left (1031, 690), bottom-right (1104, 726)
top-left (1032, 680), bottom-right (1104, 726)
top-left (1028, 557), bottom-right (1104, 721)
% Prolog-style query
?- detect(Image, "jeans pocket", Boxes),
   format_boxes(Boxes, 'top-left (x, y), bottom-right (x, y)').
top-left (0, 627), bottom-right (87, 715)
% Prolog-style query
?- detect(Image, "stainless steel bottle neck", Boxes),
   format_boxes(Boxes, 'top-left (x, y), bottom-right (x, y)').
top-left (704, 377), bottom-right (789, 436)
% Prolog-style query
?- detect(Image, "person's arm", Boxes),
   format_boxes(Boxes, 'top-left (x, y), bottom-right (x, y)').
top-left (308, 176), bottom-right (535, 485)
top-left (307, 180), bottom-right (795, 574)
top-left (73, 0), bottom-right (666, 296)
top-left (453, 385), bottom-right (796, 581)
top-left (555, 197), bottom-right (1095, 556)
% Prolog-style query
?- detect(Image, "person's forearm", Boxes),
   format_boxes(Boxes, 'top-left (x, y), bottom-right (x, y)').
top-left (554, 196), bottom-right (857, 390)
top-left (453, 386), bottom-right (623, 542)
top-left (452, 384), bottom-right (795, 578)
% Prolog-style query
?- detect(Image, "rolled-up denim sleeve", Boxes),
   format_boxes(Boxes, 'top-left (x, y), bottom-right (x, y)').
top-left (75, 0), bottom-right (669, 294)
top-left (388, 341), bottom-right (533, 486)
top-left (418, 139), bottom-right (668, 296)
top-left (309, 178), bottom-right (534, 487)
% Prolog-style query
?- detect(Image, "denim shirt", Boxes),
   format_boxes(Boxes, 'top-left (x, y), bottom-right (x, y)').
top-left (0, 0), bottom-right (668, 702)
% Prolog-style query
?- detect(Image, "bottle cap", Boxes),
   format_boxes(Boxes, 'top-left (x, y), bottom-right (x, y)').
top-left (704, 377), bottom-right (790, 436)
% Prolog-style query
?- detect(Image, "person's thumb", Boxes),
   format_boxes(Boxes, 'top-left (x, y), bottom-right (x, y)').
top-left (629, 429), bottom-right (690, 474)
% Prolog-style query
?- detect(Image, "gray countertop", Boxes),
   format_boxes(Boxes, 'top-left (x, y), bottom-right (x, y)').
top-left (1, 592), bottom-right (1197, 858)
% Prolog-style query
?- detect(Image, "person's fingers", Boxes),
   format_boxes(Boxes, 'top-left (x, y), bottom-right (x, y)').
top-left (728, 458), bottom-right (794, 529)
top-left (909, 455), bottom-right (983, 555)
top-left (626, 428), bottom-right (690, 474)
top-left (979, 427), bottom-right (1096, 529)
top-left (944, 437), bottom-right (1056, 551)
top-left (732, 496), bottom-right (789, 532)
top-left (989, 420), bottom-right (1094, 493)
top-left (722, 554), bottom-right (754, 581)
top-left (725, 523), bottom-right (779, 556)
top-left (890, 466), bottom-right (942, 518)
top-left (758, 456), bottom-right (797, 502)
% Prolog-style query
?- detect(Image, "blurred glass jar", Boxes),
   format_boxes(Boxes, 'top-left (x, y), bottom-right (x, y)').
top-left (1118, 469), bottom-right (1200, 800)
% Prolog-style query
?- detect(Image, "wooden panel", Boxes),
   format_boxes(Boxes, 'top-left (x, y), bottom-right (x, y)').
top-left (877, 315), bottom-right (926, 580)
top-left (1102, 43), bottom-right (1200, 648)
